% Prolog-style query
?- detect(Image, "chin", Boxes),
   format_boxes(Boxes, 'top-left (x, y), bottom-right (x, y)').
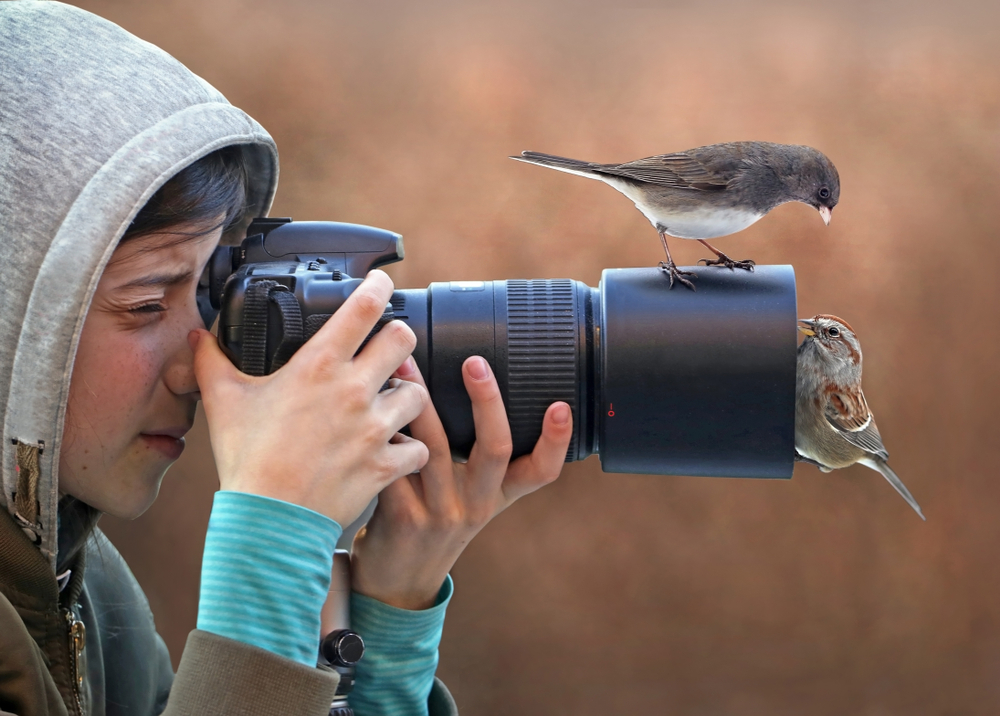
top-left (99, 465), bottom-right (168, 521)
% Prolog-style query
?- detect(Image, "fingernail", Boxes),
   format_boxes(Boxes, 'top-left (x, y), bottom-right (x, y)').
top-left (187, 330), bottom-right (201, 351)
top-left (468, 356), bottom-right (490, 381)
top-left (398, 356), bottom-right (417, 377)
top-left (552, 403), bottom-right (571, 425)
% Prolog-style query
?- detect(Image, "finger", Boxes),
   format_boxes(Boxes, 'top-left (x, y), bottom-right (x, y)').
top-left (501, 401), bottom-right (573, 506)
top-left (352, 319), bottom-right (418, 388)
top-left (396, 357), bottom-right (466, 515)
top-left (382, 438), bottom-right (431, 483)
top-left (189, 329), bottom-right (251, 408)
top-left (464, 356), bottom-right (514, 494)
top-left (295, 269), bottom-right (394, 364)
top-left (338, 439), bottom-right (429, 519)
top-left (387, 361), bottom-right (458, 514)
top-left (392, 359), bottom-right (451, 467)
top-left (371, 465), bottom-right (422, 521)
top-left (376, 378), bottom-right (431, 438)
top-left (389, 431), bottom-right (429, 478)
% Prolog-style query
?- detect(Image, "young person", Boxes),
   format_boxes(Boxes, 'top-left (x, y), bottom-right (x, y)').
top-left (0, 4), bottom-right (573, 715)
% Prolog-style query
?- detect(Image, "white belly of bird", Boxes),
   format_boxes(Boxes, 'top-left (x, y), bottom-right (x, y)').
top-left (595, 175), bottom-right (765, 239)
top-left (637, 203), bottom-right (764, 240)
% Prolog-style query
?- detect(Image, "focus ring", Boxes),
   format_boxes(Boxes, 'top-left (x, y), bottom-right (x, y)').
top-left (506, 279), bottom-right (579, 459)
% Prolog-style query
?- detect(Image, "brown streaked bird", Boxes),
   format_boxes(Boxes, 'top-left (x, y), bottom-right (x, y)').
top-left (795, 314), bottom-right (925, 520)
top-left (511, 142), bottom-right (840, 290)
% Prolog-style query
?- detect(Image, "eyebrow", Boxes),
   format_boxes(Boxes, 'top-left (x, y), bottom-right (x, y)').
top-left (115, 270), bottom-right (196, 291)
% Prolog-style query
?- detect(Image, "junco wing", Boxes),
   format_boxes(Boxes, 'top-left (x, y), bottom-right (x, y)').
top-left (598, 148), bottom-right (758, 189)
top-left (516, 150), bottom-right (737, 191)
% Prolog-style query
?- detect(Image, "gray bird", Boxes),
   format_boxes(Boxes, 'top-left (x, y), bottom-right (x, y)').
top-left (795, 314), bottom-right (925, 520)
top-left (511, 142), bottom-right (840, 289)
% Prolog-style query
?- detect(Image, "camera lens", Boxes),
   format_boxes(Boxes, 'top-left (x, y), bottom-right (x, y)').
top-left (395, 265), bottom-right (797, 479)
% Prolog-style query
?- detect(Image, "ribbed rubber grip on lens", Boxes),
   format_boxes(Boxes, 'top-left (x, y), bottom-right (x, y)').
top-left (506, 279), bottom-right (579, 459)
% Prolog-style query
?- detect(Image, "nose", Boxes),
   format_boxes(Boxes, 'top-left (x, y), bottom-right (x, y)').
top-left (163, 307), bottom-right (204, 399)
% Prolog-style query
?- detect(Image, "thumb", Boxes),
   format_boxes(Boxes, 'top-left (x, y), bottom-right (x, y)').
top-left (189, 329), bottom-right (242, 402)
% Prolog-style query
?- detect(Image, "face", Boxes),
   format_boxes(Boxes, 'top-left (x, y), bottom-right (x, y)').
top-left (793, 149), bottom-right (840, 223)
top-left (798, 314), bottom-right (862, 369)
top-left (59, 224), bottom-right (221, 520)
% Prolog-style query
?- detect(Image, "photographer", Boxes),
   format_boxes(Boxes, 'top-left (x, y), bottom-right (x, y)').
top-left (0, 4), bottom-right (571, 716)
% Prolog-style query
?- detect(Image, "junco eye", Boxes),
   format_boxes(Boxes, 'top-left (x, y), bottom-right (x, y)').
top-left (828, 326), bottom-right (840, 337)
top-left (818, 186), bottom-right (831, 201)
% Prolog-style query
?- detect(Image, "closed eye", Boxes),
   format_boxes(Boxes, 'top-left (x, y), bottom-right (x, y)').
top-left (129, 302), bottom-right (167, 314)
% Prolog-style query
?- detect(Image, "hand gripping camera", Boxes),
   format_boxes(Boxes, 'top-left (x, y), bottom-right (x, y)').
top-left (197, 218), bottom-right (799, 713)
top-left (199, 217), bottom-right (799, 478)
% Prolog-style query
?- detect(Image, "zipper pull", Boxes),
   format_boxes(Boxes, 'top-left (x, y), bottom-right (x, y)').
top-left (65, 608), bottom-right (86, 688)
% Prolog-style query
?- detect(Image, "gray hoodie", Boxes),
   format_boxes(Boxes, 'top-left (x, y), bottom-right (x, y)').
top-left (0, 4), bottom-right (355, 715)
top-left (0, 0), bottom-right (277, 565)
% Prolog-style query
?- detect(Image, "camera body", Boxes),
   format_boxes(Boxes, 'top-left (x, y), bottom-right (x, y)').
top-left (202, 218), bottom-right (403, 373)
top-left (201, 218), bottom-right (799, 478)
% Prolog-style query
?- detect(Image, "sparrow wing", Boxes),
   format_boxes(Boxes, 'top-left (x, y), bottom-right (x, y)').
top-left (823, 388), bottom-right (890, 460)
top-left (594, 153), bottom-right (735, 191)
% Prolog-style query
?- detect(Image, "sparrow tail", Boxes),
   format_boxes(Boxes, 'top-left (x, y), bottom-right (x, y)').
top-left (509, 151), bottom-right (603, 180)
top-left (859, 457), bottom-right (926, 521)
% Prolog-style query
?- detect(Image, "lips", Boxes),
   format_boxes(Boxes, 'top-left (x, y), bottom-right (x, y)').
top-left (140, 426), bottom-right (191, 460)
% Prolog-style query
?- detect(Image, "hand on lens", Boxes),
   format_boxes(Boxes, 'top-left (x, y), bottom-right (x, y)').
top-left (350, 355), bottom-right (573, 610)
top-left (189, 270), bottom-right (430, 527)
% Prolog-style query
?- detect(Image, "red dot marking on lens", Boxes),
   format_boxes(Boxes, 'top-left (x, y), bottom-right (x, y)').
top-left (608, 403), bottom-right (615, 417)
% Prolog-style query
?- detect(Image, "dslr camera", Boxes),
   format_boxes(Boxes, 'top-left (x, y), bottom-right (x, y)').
top-left (198, 217), bottom-right (798, 479)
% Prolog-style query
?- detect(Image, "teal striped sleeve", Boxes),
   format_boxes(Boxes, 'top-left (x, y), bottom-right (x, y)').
top-left (196, 490), bottom-right (342, 666)
top-left (349, 577), bottom-right (453, 716)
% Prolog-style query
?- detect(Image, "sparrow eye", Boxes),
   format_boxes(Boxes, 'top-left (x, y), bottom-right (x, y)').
top-left (818, 186), bottom-right (831, 201)
top-left (828, 326), bottom-right (840, 337)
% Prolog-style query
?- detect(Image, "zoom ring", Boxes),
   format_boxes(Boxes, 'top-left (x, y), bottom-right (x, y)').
top-left (506, 279), bottom-right (579, 459)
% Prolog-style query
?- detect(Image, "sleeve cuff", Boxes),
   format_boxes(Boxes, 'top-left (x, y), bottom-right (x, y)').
top-left (197, 490), bottom-right (342, 666)
top-left (351, 575), bottom-right (453, 646)
top-left (164, 629), bottom-right (341, 716)
top-left (348, 576), bottom-right (453, 716)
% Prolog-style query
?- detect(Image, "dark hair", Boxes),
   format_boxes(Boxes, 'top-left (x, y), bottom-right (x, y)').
top-left (122, 145), bottom-right (248, 242)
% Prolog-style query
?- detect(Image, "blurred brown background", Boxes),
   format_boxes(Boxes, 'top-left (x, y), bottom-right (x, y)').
top-left (75, 0), bottom-right (1000, 713)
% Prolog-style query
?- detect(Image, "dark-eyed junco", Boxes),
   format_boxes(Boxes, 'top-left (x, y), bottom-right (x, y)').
top-left (511, 142), bottom-right (840, 289)
top-left (795, 315), bottom-right (925, 520)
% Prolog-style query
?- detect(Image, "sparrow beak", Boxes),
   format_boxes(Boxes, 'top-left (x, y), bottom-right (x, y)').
top-left (797, 318), bottom-right (816, 337)
top-left (818, 205), bottom-right (832, 226)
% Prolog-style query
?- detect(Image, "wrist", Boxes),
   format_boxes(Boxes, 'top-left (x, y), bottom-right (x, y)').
top-left (214, 479), bottom-right (360, 527)
top-left (351, 555), bottom-right (455, 610)
top-left (353, 575), bottom-right (453, 613)
top-left (355, 584), bottom-right (440, 611)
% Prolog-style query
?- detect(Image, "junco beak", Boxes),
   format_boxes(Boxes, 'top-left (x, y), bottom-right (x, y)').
top-left (818, 206), bottom-right (832, 226)
top-left (797, 318), bottom-right (816, 337)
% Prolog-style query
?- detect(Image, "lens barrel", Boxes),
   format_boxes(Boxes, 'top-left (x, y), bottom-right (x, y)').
top-left (395, 265), bottom-right (797, 479)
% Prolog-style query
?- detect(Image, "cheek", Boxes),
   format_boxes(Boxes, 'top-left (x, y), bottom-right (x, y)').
top-left (65, 328), bottom-right (166, 443)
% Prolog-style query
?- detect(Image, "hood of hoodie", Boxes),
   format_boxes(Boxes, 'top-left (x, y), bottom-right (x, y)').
top-left (0, 1), bottom-right (279, 568)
